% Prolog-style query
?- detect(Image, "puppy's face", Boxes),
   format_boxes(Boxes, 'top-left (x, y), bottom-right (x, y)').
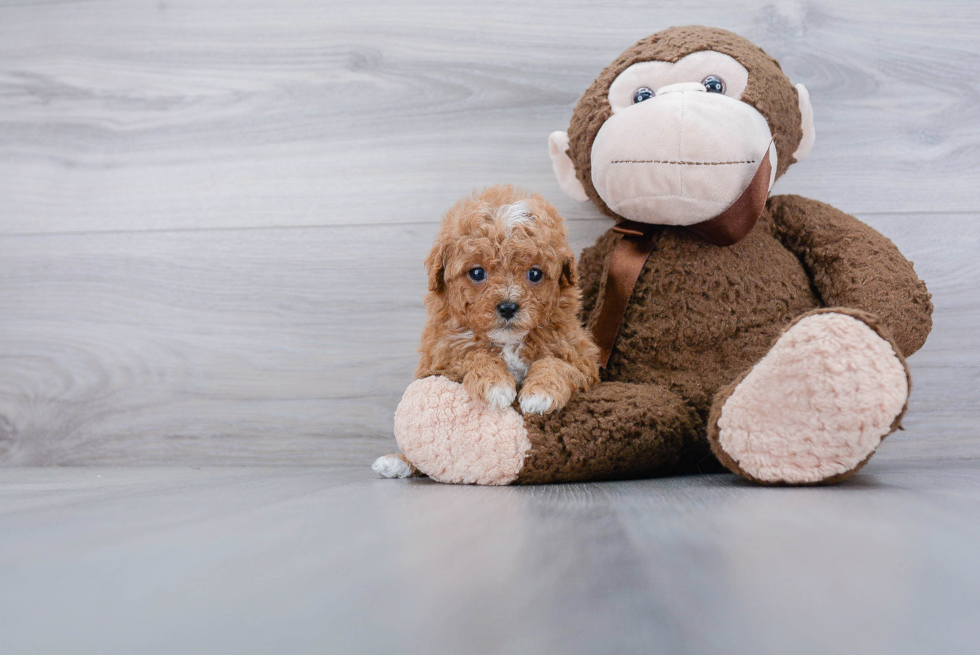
top-left (426, 188), bottom-right (577, 341)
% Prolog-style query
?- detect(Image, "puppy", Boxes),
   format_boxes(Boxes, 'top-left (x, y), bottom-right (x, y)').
top-left (373, 185), bottom-right (600, 478)
top-left (418, 184), bottom-right (600, 412)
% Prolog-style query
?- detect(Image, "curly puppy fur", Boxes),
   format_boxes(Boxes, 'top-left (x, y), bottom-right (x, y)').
top-left (416, 185), bottom-right (600, 415)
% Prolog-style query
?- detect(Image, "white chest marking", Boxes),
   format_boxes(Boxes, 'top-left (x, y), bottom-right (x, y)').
top-left (499, 341), bottom-right (529, 384)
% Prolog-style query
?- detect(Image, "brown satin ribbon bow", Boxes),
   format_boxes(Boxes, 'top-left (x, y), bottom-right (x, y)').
top-left (591, 143), bottom-right (773, 368)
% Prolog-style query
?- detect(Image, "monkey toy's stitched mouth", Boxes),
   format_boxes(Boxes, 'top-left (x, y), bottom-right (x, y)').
top-left (595, 138), bottom-right (777, 227)
top-left (610, 159), bottom-right (758, 166)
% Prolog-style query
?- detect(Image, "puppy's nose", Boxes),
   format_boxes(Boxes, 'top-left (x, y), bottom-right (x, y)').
top-left (496, 301), bottom-right (519, 320)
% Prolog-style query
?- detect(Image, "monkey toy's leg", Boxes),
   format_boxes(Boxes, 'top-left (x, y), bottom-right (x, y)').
top-left (393, 377), bottom-right (704, 485)
top-left (707, 309), bottom-right (911, 485)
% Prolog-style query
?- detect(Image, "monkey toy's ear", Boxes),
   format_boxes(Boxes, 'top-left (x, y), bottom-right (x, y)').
top-left (793, 83), bottom-right (816, 162)
top-left (424, 241), bottom-right (446, 292)
top-left (548, 131), bottom-right (590, 202)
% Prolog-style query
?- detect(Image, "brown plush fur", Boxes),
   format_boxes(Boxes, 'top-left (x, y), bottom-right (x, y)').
top-left (517, 381), bottom-right (708, 484)
top-left (416, 185), bottom-right (600, 414)
top-left (513, 193), bottom-right (932, 484)
top-left (567, 26), bottom-right (803, 220)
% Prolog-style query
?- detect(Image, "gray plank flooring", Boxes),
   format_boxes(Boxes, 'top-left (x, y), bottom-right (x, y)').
top-left (1, 1), bottom-right (979, 652)
top-left (2, 461), bottom-right (979, 654)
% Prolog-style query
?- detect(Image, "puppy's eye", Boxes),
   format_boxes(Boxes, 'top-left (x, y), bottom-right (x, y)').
top-left (702, 75), bottom-right (725, 94)
top-left (527, 267), bottom-right (544, 283)
top-left (468, 267), bottom-right (486, 282)
top-left (632, 87), bottom-right (655, 103)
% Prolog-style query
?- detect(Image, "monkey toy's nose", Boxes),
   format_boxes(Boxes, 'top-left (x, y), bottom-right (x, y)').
top-left (496, 301), bottom-right (519, 320)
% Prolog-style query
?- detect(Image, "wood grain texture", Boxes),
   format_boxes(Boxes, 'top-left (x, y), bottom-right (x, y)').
top-left (0, 0), bottom-right (977, 464)
top-left (0, 0), bottom-right (978, 235)
top-left (1, 461), bottom-right (979, 654)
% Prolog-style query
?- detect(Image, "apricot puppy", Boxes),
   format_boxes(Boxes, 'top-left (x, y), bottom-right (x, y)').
top-left (416, 185), bottom-right (600, 415)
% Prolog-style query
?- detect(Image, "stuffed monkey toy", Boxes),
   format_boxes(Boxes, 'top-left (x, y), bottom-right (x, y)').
top-left (391, 26), bottom-right (932, 485)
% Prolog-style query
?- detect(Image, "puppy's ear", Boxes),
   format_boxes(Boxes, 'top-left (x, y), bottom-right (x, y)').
top-left (424, 240), bottom-right (446, 292)
top-left (559, 252), bottom-right (578, 290)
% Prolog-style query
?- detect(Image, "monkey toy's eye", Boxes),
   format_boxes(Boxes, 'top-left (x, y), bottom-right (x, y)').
top-left (468, 267), bottom-right (486, 282)
top-left (702, 75), bottom-right (725, 94)
top-left (527, 267), bottom-right (544, 283)
top-left (632, 87), bottom-right (655, 104)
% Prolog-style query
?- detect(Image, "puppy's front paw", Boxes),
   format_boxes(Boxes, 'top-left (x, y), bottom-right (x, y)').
top-left (519, 392), bottom-right (557, 415)
top-left (485, 384), bottom-right (518, 410)
top-left (463, 367), bottom-right (517, 411)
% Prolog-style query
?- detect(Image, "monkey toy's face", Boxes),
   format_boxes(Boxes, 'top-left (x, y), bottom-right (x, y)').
top-left (591, 52), bottom-right (776, 226)
top-left (550, 27), bottom-right (816, 241)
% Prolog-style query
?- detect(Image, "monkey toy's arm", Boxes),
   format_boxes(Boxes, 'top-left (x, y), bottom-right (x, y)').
top-left (768, 194), bottom-right (933, 357)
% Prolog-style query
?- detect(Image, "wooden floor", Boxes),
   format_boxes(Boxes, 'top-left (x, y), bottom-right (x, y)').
top-left (2, 460), bottom-right (979, 654)
top-left (1, 1), bottom-right (979, 652)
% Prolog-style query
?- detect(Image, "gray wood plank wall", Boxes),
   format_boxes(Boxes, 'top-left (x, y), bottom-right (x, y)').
top-left (1, 0), bottom-right (978, 465)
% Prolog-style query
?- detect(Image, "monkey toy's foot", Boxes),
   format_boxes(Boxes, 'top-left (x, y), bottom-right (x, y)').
top-left (393, 376), bottom-right (531, 485)
top-left (709, 310), bottom-right (910, 485)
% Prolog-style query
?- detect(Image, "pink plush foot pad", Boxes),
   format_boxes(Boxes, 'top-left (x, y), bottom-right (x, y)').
top-left (716, 312), bottom-right (909, 484)
top-left (394, 376), bottom-right (531, 485)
